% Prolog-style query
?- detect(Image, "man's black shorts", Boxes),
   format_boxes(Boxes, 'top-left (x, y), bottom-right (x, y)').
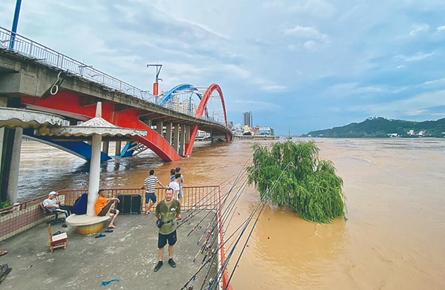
top-left (98, 201), bottom-right (115, 216)
top-left (158, 230), bottom-right (177, 248)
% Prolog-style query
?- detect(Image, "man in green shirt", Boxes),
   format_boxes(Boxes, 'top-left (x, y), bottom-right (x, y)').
top-left (154, 188), bottom-right (181, 272)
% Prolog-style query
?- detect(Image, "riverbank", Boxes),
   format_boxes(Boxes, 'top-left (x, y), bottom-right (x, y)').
top-left (0, 212), bottom-right (217, 290)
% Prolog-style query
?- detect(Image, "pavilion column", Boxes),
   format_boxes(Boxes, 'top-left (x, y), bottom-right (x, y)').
top-left (165, 122), bottom-right (173, 145)
top-left (87, 133), bottom-right (102, 216)
top-left (173, 123), bottom-right (180, 152)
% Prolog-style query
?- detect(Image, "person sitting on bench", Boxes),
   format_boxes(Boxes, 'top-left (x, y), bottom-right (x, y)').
top-left (94, 189), bottom-right (120, 228)
top-left (43, 191), bottom-right (70, 218)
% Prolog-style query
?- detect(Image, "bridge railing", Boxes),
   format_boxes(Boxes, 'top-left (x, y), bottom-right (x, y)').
top-left (0, 26), bottom-right (228, 129)
top-left (0, 26), bottom-right (155, 103)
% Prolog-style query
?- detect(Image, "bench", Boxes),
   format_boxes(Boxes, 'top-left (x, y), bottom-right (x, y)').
top-left (65, 214), bottom-right (110, 234)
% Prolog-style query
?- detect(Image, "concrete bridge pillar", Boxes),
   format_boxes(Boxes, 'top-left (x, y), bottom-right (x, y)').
top-left (7, 127), bottom-right (22, 204)
top-left (185, 125), bottom-right (191, 143)
top-left (165, 122), bottom-right (173, 145)
top-left (102, 141), bottom-right (109, 155)
top-left (156, 121), bottom-right (163, 137)
top-left (173, 123), bottom-right (180, 152)
top-left (0, 98), bottom-right (21, 203)
top-left (115, 141), bottom-right (121, 155)
top-left (179, 124), bottom-right (186, 156)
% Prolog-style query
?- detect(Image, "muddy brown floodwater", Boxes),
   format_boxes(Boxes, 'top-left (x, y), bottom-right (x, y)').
top-left (17, 138), bottom-right (445, 289)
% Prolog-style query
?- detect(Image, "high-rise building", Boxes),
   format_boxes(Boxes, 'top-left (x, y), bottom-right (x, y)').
top-left (243, 111), bottom-right (253, 127)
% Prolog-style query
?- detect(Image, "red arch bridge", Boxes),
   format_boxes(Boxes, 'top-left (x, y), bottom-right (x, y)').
top-left (0, 30), bottom-right (232, 163)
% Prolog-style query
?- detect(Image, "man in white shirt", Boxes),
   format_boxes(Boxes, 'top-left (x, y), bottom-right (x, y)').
top-left (168, 174), bottom-right (181, 200)
top-left (43, 191), bottom-right (70, 218)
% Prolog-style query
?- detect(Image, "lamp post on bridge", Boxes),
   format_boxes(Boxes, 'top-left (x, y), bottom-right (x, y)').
top-left (9, 0), bottom-right (22, 51)
top-left (147, 64), bottom-right (162, 102)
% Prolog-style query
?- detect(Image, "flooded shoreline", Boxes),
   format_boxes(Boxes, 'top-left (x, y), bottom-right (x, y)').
top-left (17, 138), bottom-right (445, 289)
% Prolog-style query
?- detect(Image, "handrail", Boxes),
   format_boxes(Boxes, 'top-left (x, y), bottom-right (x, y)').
top-left (0, 26), bottom-right (155, 103)
top-left (0, 26), bottom-right (228, 128)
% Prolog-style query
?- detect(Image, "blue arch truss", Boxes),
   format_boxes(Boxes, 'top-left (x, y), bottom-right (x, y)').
top-left (157, 83), bottom-right (200, 107)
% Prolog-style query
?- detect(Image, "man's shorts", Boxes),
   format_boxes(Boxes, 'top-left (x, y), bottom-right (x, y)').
top-left (145, 192), bottom-right (156, 204)
top-left (158, 230), bottom-right (177, 248)
top-left (178, 190), bottom-right (183, 200)
top-left (98, 201), bottom-right (115, 216)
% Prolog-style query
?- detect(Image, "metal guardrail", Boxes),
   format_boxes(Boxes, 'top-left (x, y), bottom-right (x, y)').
top-left (0, 26), bottom-right (228, 128)
top-left (0, 185), bottom-right (220, 242)
top-left (0, 26), bottom-right (155, 103)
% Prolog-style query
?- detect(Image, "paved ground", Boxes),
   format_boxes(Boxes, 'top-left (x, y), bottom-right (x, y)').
top-left (0, 211), bottom-right (219, 290)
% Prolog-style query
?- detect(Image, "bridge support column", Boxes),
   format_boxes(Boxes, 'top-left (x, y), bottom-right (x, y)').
top-left (102, 141), bottom-right (109, 155)
top-left (179, 124), bottom-right (186, 156)
top-left (185, 125), bottom-right (191, 143)
top-left (156, 121), bottom-right (163, 137)
top-left (165, 122), bottom-right (173, 145)
top-left (0, 98), bottom-right (21, 203)
top-left (173, 123), bottom-right (180, 152)
top-left (115, 141), bottom-right (121, 155)
top-left (7, 127), bottom-right (22, 204)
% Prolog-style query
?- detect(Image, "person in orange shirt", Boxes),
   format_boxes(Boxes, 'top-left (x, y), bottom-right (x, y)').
top-left (94, 189), bottom-right (120, 228)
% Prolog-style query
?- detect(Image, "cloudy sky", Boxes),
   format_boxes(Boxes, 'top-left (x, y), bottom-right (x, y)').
top-left (1, 0), bottom-right (445, 135)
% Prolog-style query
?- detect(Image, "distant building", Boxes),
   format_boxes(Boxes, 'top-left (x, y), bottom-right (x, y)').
top-left (243, 111), bottom-right (253, 128)
top-left (254, 126), bottom-right (274, 136)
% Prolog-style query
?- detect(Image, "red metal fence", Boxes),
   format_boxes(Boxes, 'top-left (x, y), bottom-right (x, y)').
top-left (0, 185), bottom-right (219, 242)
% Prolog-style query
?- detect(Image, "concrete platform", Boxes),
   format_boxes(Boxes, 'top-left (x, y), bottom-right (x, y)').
top-left (0, 211), bottom-right (219, 290)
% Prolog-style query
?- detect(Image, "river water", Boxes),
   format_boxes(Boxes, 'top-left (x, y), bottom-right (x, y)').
top-left (17, 138), bottom-right (445, 289)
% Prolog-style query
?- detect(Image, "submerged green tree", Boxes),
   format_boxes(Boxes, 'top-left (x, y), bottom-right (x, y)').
top-left (246, 140), bottom-right (346, 223)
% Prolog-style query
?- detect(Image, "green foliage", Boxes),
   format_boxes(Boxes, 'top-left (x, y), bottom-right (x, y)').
top-left (247, 140), bottom-right (346, 223)
top-left (305, 117), bottom-right (445, 138)
top-left (0, 200), bottom-right (11, 210)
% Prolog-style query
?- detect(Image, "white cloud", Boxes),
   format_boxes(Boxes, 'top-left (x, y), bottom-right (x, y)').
top-left (234, 99), bottom-right (281, 111)
top-left (288, 0), bottom-right (336, 18)
top-left (436, 25), bottom-right (445, 32)
top-left (261, 85), bottom-right (287, 93)
top-left (176, 18), bottom-right (230, 40)
top-left (304, 40), bottom-right (317, 51)
top-left (323, 83), bottom-right (385, 98)
top-left (394, 52), bottom-right (434, 62)
top-left (284, 26), bottom-right (328, 42)
top-left (355, 90), bottom-right (445, 118)
top-left (423, 78), bottom-right (445, 85)
top-left (262, 0), bottom-right (284, 9)
top-left (409, 24), bottom-right (429, 36)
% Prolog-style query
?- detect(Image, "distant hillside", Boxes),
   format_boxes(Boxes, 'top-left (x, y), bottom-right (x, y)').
top-left (304, 117), bottom-right (445, 138)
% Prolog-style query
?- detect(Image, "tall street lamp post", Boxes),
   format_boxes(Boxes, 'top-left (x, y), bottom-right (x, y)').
top-left (147, 64), bottom-right (162, 102)
top-left (9, 0), bottom-right (23, 51)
